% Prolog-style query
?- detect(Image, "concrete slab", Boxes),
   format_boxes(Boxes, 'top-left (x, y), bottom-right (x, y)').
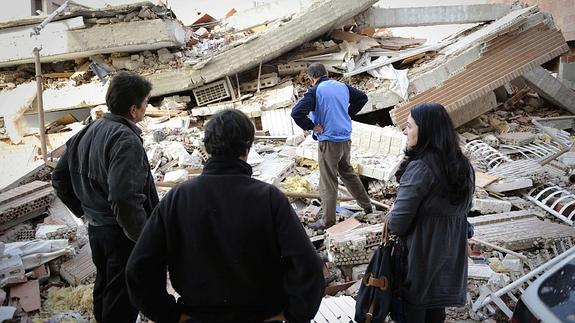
top-left (471, 212), bottom-right (575, 250)
top-left (522, 66), bottom-right (575, 115)
top-left (355, 4), bottom-right (512, 28)
top-left (390, 18), bottom-right (568, 128)
top-left (451, 91), bottom-right (497, 128)
top-left (0, 18), bottom-right (186, 67)
top-left (559, 53), bottom-right (575, 87)
top-left (193, 0), bottom-right (378, 84)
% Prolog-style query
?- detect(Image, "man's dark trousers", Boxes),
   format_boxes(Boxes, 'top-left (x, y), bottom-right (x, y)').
top-left (89, 225), bottom-right (138, 323)
top-left (318, 140), bottom-right (372, 226)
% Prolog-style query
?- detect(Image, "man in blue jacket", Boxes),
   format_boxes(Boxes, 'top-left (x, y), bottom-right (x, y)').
top-left (291, 63), bottom-right (372, 229)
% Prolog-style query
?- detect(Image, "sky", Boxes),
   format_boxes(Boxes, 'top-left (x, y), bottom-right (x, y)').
top-left (1, 0), bottom-right (488, 24)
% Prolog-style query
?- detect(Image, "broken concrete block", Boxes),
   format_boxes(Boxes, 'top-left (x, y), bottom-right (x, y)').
top-left (59, 244), bottom-right (96, 286)
top-left (0, 181), bottom-right (54, 232)
top-left (163, 169), bottom-right (189, 183)
top-left (286, 134), bottom-right (305, 146)
top-left (0, 19), bottom-right (186, 68)
top-left (355, 4), bottom-right (512, 28)
top-left (522, 66), bottom-right (575, 115)
top-left (35, 224), bottom-right (77, 240)
top-left (9, 279), bottom-right (41, 312)
top-left (501, 254), bottom-right (523, 273)
top-left (486, 177), bottom-right (533, 193)
top-left (157, 48), bottom-right (175, 64)
top-left (468, 263), bottom-right (496, 280)
top-left (0, 256), bottom-right (25, 287)
top-left (278, 62), bottom-right (308, 76)
top-left (111, 56), bottom-right (143, 70)
top-left (482, 134), bottom-right (499, 147)
top-left (95, 18), bottom-right (110, 24)
top-left (252, 153), bottom-right (296, 186)
top-left (472, 198), bottom-right (512, 214)
top-left (497, 132), bottom-right (536, 145)
top-left (240, 74), bottom-right (280, 92)
top-left (559, 53), bottom-right (575, 86)
top-left (138, 7), bottom-right (155, 19)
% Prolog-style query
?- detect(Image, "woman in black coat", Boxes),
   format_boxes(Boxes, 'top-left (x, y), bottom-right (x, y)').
top-left (388, 103), bottom-right (474, 323)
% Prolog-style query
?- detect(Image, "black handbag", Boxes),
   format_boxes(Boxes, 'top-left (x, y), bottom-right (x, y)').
top-left (354, 221), bottom-right (394, 323)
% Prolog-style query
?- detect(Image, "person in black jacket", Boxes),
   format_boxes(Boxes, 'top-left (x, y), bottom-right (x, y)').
top-left (126, 109), bottom-right (325, 323)
top-left (388, 103), bottom-right (474, 323)
top-left (52, 71), bottom-right (159, 323)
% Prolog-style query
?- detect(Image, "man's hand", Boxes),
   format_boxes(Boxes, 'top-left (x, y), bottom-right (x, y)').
top-left (313, 124), bottom-right (324, 134)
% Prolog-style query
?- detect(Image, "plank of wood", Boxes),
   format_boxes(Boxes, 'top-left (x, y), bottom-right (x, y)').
top-left (379, 37), bottom-right (427, 50)
top-left (475, 172), bottom-right (500, 188)
top-left (44, 72), bottom-right (74, 78)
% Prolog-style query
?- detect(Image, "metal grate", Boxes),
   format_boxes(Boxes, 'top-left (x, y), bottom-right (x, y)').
top-left (192, 79), bottom-right (231, 106)
top-left (464, 140), bottom-right (511, 169)
top-left (525, 185), bottom-right (575, 226)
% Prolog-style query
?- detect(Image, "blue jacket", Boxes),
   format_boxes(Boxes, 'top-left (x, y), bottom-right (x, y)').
top-left (291, 76), bottom-right (368, 142)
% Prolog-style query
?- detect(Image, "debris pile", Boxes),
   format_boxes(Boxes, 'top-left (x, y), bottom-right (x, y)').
top-left (1, 0), bottom-right (575, 321)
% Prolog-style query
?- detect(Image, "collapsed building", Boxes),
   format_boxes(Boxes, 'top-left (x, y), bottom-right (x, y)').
top-left (1, 0), bottom-right (575, 321)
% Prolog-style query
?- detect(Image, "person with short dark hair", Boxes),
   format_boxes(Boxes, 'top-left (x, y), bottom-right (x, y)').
top-left (291, 63), bottom-right (373, 229)
top-left (388, 103), bottom-right (474, 323)
top-left (126, 109), bottom-right (325, 323)
top-left (52, 71), bottom-right (158, 322)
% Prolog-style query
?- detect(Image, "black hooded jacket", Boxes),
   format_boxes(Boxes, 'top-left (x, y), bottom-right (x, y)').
top-left (52, 113), bottom-right (159, 241)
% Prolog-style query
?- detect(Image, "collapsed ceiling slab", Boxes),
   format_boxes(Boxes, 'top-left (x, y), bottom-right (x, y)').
top-left (0, 18), bottom-right (186, 68)
top-left (355, 4), bottom-right (513, 28)
top-left (190, 0), bottom-right (378, 85)
top-left (521, 66), bottom-right (575, 115)
top-left (390, 11), bottom-right (569, 128)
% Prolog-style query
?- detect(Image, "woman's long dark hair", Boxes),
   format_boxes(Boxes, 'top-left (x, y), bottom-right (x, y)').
top-left (399, 103), bottom-right (473, 204)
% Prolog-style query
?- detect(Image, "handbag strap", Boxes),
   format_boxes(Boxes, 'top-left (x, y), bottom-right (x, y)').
top-left (362, 272), bottom-right (389, 291)
top-left (366, 276), bottom-right (389, 290)
top-left (382, 215), bottom-right (391, 243)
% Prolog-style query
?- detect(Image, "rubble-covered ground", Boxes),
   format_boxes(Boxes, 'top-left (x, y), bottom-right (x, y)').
top-left (2, 87), bottom-right (575, 322)
top-left (1, 1), bottom-right (575, 322)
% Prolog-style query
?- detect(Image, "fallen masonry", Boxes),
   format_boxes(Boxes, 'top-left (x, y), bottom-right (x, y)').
top-left (1, 1), bottom-right (575, 322)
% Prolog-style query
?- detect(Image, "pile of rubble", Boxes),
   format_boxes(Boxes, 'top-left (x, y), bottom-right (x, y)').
top-left (1, 0), bottom-right (575, 321)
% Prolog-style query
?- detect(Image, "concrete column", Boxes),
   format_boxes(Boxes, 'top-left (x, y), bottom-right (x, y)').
top-left (559, 53), bottom-right (575, 87)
